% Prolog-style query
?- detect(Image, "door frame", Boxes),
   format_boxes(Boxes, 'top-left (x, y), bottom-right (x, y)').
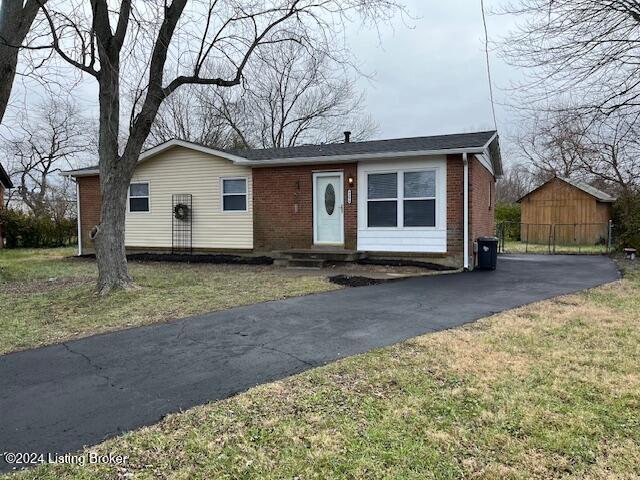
top-left (312, 170), bottom-right (344, 246)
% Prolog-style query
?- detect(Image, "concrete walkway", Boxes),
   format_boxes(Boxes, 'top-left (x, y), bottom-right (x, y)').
top-left (0, 255), bottom-right (619, 471)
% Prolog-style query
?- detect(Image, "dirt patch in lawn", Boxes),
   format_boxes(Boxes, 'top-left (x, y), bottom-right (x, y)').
top-left (0, 276), bottom-right (93, 295)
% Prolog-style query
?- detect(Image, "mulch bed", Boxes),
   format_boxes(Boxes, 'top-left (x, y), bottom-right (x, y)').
top-left (328, 275), bottom-right (390, 288)
top-left (357, 258), bottom-right (456, 271)
top-left (75, 253), bottom-right (274, 265)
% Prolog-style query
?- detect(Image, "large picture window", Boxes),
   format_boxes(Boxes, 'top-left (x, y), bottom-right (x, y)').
top-left (367, 173), bottom-right (397, 227)
top-left (222, 178), bottom-right (247, 212)
top-left (129, 182), bottom-right (149, 212)
top-left (366, 170), bottom-right (437, 228)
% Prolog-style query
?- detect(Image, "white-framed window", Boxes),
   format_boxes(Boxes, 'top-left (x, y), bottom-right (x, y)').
top-left (221, 177), bottom-right (248, 212)
top-left (366, 170), bottom-right (437, 228)
top-left (403, 170), bottom-right (436, 227)
top-left (128, 182), bottom-right (150, 212)
top-left (367, 172), bottom-right (398, 227)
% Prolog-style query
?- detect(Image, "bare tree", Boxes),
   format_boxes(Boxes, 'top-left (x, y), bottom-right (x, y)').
top-left (209, 43), bottom-right (377, 148)
top-left (500, 0), bottom-right (640, 117)
top-left (35, 0), bottom-right (402, 294)
top-left (514, 107), bottom-right (640, 220)
top-left (151, 43), bottom-right (377, 149)
top-left (0, 0), bottom-right (47, 124)
top-left (514, 110), bottom-right (589, 181)
top-left (147, 87), bottom-right (239, 148)
top-left (580, 113), bottom-right (640, 217)
top-left (3, 97), bottom-right (90, 216)
top-left (496, 162), bottom-right (533, 203)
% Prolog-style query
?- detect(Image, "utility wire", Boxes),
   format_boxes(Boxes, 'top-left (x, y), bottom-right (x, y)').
top-left (480, 0), bottom-right (498, 130)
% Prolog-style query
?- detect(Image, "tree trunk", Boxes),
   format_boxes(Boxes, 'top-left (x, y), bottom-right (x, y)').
top-left (0, 42), bottom-right (19, 123)
top-left (92, 48), bottom-right (135, 295)
top-left (93, 175), bottom-right (132, 295)
top-left (0, 0), bottom-right (44, 124)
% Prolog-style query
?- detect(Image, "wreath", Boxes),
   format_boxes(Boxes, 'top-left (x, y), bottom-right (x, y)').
top-left (174, 203), bottom-right (190, 221)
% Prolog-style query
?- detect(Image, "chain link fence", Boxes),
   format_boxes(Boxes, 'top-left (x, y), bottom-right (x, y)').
top-left (497, 221), bottom-right (614, 254)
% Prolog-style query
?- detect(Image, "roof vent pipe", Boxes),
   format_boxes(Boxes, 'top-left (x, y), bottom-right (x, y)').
top-left (344, 131), bottom-right (351, 143)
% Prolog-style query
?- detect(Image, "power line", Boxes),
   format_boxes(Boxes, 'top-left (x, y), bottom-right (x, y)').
top-left (480, 0), bottom-right (498, 130)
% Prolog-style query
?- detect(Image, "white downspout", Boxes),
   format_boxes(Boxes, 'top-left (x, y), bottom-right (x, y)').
top-left (75, 179), bottom-right (82, 256)
top-left (463, 153), bottom-right (469, 270)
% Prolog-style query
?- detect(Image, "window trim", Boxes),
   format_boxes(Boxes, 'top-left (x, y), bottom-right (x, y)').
top-left (127, 181), bottom-right (151, 214)
top-left (365, 168), bottom-right (439, 230)
top-left (366, 171), bottom-right (399, 228)
top-left (220, 176), bottom-right (249, 213)
top-left (403, 169), bottom-right (437, 228)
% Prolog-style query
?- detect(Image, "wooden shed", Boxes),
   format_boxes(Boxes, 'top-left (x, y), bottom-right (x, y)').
top-left (517, 177), bottom-right (615, 245)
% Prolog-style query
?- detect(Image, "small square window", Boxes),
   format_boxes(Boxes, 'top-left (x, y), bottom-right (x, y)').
top-left (222, 178), bottom-right (248, 212)
top-left (129, 182), bottom-right (149, 212)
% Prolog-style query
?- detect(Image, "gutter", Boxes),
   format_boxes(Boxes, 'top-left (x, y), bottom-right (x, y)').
top-left (463, 153), bottom-right (470, 271)
top-left (75, 179), bottom-right (82, 256)
top-left (60, 146), bottom-right (497, 177)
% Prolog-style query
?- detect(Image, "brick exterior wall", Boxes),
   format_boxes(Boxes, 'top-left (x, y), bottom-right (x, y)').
top-left (74, 156), bottom-right (496, 264)
top-left (469, 155), bottom-right (496, 267)
top-left (78, 175), bottom-right (102, 254)
top-left (252, 163), bottom-right (358, 251)
top-left (446, 154), bottom-right (464, 262)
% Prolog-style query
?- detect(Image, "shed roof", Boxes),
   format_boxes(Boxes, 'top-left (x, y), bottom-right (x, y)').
top-left (518, 177), bottom-right (616, 203)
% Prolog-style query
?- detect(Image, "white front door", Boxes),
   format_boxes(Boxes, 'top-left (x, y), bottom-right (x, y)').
top-left (314, 172), bottom-right (344, 245)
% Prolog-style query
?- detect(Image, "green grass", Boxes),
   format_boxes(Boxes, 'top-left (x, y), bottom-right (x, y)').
top-left (5, 258), bottom-right (639, 479)
top-left (0, 248), bottom-right (339, 355)
top-left (502, 240), bottom-right (610, 254)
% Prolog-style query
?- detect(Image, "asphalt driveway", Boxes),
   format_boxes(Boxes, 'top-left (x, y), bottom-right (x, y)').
top-left (0, 254), bottom-right (619, 471)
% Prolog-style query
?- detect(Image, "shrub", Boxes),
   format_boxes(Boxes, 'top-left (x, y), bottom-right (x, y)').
top-left (613, 195), bottom-right (640, 250)
top-left (0, 209), bottom-right (77, 248)
top-left (496, 202), bottom-right (521, 240)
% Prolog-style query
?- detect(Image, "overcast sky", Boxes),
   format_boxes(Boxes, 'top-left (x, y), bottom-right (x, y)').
top-left (6, 0), bottom-right (521, 167)
top-left (346, 0), bottom-right (518, 156)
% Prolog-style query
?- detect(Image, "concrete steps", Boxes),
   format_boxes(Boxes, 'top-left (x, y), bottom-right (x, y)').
top-left (274, 249), bottom-right (365, 269)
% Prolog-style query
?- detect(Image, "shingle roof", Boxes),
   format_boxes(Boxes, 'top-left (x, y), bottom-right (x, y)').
top-left (230, 130), bottom-right (498, 161)
top-left (0, 162), bottom-right (12, 188)
top-left (560, 177), bottom-right (616, 202)
top-left (63, 130), bottom-right (502, 177)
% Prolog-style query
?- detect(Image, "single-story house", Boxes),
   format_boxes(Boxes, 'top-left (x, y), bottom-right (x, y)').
top-left (63, 130), bottom-right (503, 269)
top-left (517, 176), bottom-right (616, 244)
top-left (0, 162), bottom-right (13, 248)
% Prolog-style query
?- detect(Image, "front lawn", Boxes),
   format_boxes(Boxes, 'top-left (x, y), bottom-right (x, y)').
top-left (8, 259), bottom-right (639, 479)
top-left (0, 248), bottom-right (339, 355)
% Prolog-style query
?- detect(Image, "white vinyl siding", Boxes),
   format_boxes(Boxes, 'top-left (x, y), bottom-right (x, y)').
top-left (125, 146), bottom-right (253, 249)
top-left (357, 157), bottom-right (447, 253)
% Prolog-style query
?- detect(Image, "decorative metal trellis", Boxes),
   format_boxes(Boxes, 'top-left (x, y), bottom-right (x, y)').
top-left (172, 194), bottom-right (192, 254)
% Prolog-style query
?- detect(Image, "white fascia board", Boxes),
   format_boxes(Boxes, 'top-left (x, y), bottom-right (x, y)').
top-left (239, 147), bottom-right (489, 167)
top-left (475, 153), bottom-right (495, 176)
top-left (60, 169), bottom-right (99, 177)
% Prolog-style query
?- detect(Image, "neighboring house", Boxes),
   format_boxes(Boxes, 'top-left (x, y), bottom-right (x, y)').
top-left (0, 162), bottom-right (13, 248)
top-left (517, 177), bottom-right (615, 245)
top-left (63, 130), bottom-right (502, 269)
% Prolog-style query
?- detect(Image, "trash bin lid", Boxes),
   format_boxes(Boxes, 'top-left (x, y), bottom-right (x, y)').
top-left (478, 236), bottom-right (498, 242)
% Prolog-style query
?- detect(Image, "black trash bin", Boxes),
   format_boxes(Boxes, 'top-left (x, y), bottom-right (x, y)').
top-left (477, 237), bottom-right (498, 270)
